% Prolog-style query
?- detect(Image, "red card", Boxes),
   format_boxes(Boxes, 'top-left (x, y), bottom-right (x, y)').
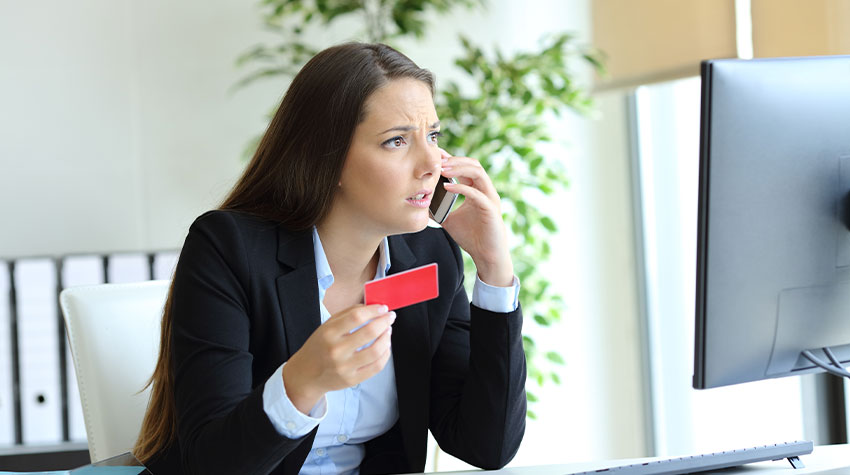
top-left (364, 263), bottom-right (439, 310)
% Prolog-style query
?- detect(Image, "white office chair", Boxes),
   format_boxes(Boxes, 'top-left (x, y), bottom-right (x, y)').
top-left (59, 280), bottom-right (169, 463)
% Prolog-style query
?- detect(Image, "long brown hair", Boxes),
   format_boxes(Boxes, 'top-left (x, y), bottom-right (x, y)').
top-left (133, 42), bottom-right (434, 462)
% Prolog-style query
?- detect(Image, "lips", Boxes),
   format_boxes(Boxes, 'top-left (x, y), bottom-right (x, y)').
top-left (406, 190), bottom-right (432, 208)
top-left (407, 190), bottom-right (432, 201)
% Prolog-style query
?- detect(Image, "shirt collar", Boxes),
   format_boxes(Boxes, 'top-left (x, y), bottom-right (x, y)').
top-left (312, 226), bottom-right (391, 294)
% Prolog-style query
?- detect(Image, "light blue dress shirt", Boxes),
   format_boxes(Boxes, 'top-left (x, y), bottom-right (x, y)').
top-left (262, 227), bottom-right (520, 474)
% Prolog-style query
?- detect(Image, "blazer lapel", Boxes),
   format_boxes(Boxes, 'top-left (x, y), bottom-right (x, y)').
top-left (387, 234), bottom-right (432, 468)
top-left (270, 227), bottom-right (322, 474)
top-left (275, 227), bottom-right (322, 359)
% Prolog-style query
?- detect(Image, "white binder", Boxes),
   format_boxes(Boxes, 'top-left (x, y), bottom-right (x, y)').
top-left (153, 251), bottom-right (179, 281)
top-left (107, 254), bottom-right (149, 283)
top-left (16, 258), bottom-right (62, 444)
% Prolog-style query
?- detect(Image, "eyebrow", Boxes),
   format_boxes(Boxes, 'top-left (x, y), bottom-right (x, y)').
top-left (377, 121), bottom-right (440, 136)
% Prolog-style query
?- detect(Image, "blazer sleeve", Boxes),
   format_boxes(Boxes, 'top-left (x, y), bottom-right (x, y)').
top-left (427, 232), bottom-right (527, 469)
top-left (170, 211), bottom-right (307, 474)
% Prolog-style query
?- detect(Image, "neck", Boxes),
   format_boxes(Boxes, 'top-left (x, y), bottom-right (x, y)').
top-left (316, 217), bottom-right (383, 284)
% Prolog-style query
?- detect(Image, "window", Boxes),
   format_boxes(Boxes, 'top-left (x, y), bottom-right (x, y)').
top-left (633, 77), bottom-right (805, 456)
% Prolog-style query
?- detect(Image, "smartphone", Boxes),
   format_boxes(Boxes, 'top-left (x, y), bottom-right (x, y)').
top-left (429, 175), bottom-right (458, 224)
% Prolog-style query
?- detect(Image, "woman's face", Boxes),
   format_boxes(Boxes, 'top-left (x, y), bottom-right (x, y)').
top-left (334, 78), bottom-right (442, 236)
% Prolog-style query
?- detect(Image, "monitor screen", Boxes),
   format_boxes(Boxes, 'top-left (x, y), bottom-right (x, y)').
top-left (694, 55), bottom-right (850, 389)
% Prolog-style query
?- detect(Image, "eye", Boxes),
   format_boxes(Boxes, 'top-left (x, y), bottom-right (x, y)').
top-left (428, 131), bottom-right (443, 143)
top-left (382, 136), bottom-right (407, 148)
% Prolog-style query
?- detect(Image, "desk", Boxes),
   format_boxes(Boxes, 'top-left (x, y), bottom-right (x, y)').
top-left (431, 444), bottom-right (850, 474)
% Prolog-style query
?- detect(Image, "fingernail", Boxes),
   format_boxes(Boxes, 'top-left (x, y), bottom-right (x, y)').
top-left (389, 312), bottom-right (396, 324)
top-left (379, 305), bottom-right (388, 313)
top-left (441, 166), bottom-right (452, 171)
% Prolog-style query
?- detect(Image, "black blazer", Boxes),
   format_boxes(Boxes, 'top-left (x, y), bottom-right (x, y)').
top-left (146, 210), bottom-right (526, 474)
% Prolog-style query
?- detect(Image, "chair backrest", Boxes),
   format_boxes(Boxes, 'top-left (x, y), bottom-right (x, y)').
top-left (59, 280), bottom-right (169, 463)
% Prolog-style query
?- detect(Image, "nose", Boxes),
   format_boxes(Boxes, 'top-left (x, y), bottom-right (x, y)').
top-left (415, 143), bottom-right (441, 179)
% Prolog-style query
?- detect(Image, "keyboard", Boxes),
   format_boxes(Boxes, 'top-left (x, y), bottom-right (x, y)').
top-left (567, 440), bottom-right (813, 474)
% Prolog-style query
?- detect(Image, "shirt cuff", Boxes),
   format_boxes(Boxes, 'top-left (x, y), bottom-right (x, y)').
top-left (472, 274), bottom-right (520, 313)
top-left (262, 362), bottom-right (326, 438)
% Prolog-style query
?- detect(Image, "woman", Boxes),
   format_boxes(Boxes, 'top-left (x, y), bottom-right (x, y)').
top-left (134, 42), bottom-right (526, 474)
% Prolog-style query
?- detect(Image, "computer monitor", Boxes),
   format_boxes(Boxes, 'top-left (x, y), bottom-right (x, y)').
top-left (694, 55), bottom-right (850, 389)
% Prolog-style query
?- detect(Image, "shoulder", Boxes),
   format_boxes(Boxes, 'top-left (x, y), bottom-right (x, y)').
top-left (190, 209), bottom-right (279, 234)
top-left (186, 210), bottom-right (281, 248)
top-left (179, 210), bottom-right (285, 275)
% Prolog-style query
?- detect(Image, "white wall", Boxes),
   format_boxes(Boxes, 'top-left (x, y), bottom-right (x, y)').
top-left (0, 0), bottom-right (281, 257)
top-left (0, 0), bottom-right (648, 467)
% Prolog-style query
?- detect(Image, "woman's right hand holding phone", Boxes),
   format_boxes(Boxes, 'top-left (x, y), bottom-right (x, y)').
top-left (281, 304), bottom-right (395, 414)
